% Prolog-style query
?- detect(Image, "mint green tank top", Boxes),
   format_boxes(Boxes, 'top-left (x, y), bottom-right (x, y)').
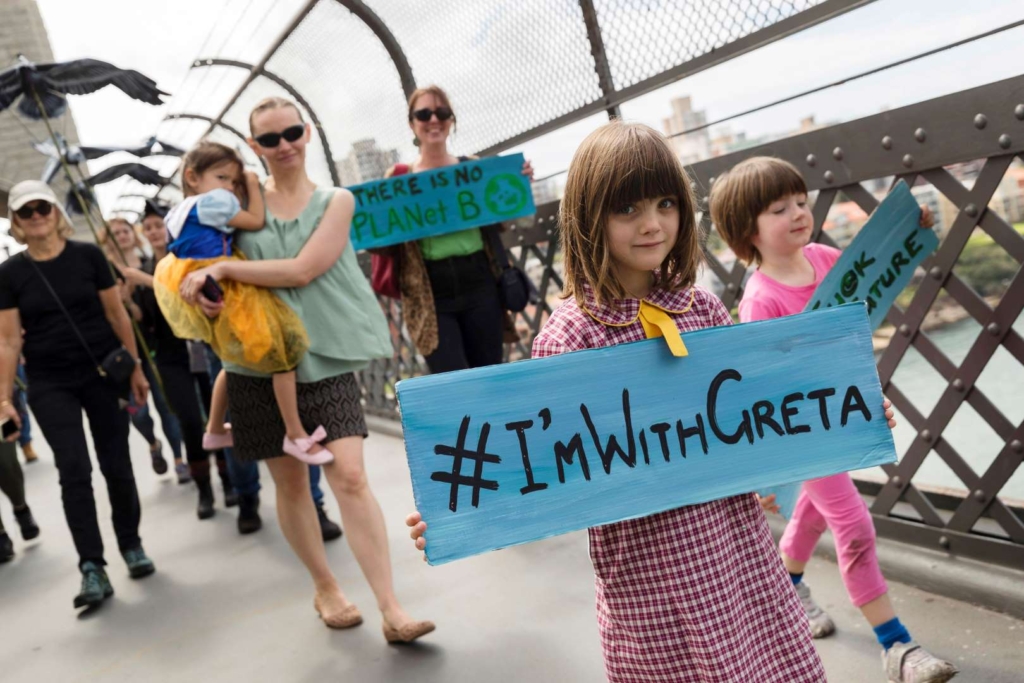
top-left (225, 187), bottom-right (392, 383)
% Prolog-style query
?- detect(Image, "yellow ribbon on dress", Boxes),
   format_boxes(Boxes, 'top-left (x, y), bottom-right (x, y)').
top-left (639, 301), bottom-right (689, 357)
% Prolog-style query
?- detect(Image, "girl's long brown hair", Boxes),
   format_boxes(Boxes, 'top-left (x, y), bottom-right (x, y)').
top-left (559, 121), bottom-right (702, 307)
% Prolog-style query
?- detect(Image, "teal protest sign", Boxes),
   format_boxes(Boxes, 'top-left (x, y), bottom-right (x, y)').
top-left (763, 181), bottom-right (938, 518)
top-left (806, 180), bottom-right (939, 329)
top-left (347, 153), bottom-right (535, 251)
top-left (397, 304), bottom-right (897, 565)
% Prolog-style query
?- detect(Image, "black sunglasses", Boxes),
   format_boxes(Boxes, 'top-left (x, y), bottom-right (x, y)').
top-left (14, 201), bottom-right (54, 220)
top-left (254, 124), bottom-right (305, 148)
top-left (411, 107), bottom-right (454, 123)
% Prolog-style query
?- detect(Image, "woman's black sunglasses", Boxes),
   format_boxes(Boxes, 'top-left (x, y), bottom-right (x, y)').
top-left (254, 124), bottom-right (305, 148)
top-left (411, 107), bottom-right (454, 123)
top-left (14, 201), bottom-right (53, 220)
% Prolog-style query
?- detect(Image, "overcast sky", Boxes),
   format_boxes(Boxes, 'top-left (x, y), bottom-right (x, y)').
top-left (16, 0), bottom-right (1024, 218)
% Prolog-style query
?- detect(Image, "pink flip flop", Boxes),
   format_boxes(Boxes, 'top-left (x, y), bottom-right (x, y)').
top-left (203, 424), bottom-right (233, 451)
top-left (282, 426), bottom-right (334, 465)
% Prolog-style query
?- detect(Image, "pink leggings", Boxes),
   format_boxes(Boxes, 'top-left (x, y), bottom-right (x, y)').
top-left (779, 473), bottom-right (888, 607)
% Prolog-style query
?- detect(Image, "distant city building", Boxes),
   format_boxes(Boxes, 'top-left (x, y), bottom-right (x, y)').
top-left (335, 138), bottom-right (400, 187)
top-left (662, 96), bottom-right (710, 165)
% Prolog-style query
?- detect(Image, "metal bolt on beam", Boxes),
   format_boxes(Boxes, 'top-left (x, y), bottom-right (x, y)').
top-left (987, 322), bottom-right (1001, 336)
top-left (899, 323), bottom-right (911, 336)
top-left (832, 147), bottom-right (844, 160)
top-left (806, 154), bottom-right (817, 167)
top-left (902, 154), bottom-right (914, 168)
top-left (973, 489), bottom-right (987, 502)
top-left (929, 266), bottom-right (943, 280)
top-left (965, 203), bottom-right (979, 217)
top-left (999, 134), bottom-right (1012, 149)
top-left (882, 135), bottom-right (893, 150)
top-left (952, 378), bottom-right (965, 392)
top-left (914, 127), bottom-right (927, 142)
top-left (974, 114), bottom-right (987, 129)
top-left (939, 536), bottom-right (951, 549)
top-left (1011, 440), bottom-right (1023, 453)
top-left (1016, 104), bottom-right (1024, 120)
top-left (921, 429), bottom-right (933, 443)
top-left (824, 170), bottom-right (835, 183)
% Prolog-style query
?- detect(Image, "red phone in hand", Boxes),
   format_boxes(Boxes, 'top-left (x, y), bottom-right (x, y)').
top-left (201, 275), bottom-right (224, 303)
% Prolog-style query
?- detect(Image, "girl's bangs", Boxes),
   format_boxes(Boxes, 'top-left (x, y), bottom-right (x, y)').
top-left (604, 132), bottom-right (686, 210)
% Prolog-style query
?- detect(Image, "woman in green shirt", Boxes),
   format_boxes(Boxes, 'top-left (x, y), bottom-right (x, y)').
top-left (180, 96), bottom-right (433, 644)
top-left (387, 85), bottom-right (533, 372)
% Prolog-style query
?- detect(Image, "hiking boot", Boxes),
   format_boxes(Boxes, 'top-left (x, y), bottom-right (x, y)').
top-left (122, 547), bottom-right (156, 579)
top-left (317, 504), bottom-right (343, 542)
top-left (883, 640), bottom-right (958, 683)
top-left (74, 562), bottom-right (114, 608)
top-left (14, 506), bottom-right (39, 540)
top-left (196, 479), bottom-right (215, 520)
top-left (237, 494), bottom-right (262, 535)
top-left (150, 440), bottom-right (168, 475)
top-left (175, 461), bottom-right (192, 485)
top-left (21, 441), bottom-right (38, 464)
top-left (0, 532), bottom-right (13, 563)
top-left (794, 581), bottom-right (835, 638)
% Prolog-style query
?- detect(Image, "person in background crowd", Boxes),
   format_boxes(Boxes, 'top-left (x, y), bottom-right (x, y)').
top-left (13, 359), bottom-right (36, 464)
top-left (123, 210), bottom-right (236, 519)
top-left (0, 440), bottom-right (40, 563)
top-left (102, 217), bottom-right (186, 480)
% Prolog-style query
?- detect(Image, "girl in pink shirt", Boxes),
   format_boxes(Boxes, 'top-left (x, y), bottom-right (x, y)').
top-left (711, 156), bottom-right (955, 683)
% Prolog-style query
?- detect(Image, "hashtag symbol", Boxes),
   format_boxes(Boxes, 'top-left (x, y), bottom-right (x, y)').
top-left (431, 416), bottom-right (501, 512)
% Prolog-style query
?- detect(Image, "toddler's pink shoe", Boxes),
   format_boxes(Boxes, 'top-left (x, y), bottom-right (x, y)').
top-left (203, 424), bottom-right (233, 451)
top-left (283, 426), bottom-right (333, 465)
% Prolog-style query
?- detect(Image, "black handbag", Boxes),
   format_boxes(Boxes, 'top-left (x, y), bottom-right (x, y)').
top-left (27, 256), bottom-right (136, 385)
top-left (483, 226), bottom-right (539, 313)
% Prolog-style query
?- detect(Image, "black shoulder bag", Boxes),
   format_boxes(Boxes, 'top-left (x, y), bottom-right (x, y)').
top-left (26, 256), bottom-right (136, 385)
top-left (482, 226), bottom-right (540, 313)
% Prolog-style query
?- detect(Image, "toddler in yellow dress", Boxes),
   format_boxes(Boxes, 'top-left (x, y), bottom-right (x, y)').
top-left (154, 140), bottom-right (331, 464)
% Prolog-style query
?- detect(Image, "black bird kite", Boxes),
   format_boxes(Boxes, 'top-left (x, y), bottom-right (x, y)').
top-left (0, 55), bottom-right (167, 120)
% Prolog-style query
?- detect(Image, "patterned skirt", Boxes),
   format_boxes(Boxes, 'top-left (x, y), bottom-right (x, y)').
top-left (225, 372), bottom-right (367, 462)
top-left (591, 494), bottom-right (826, 682)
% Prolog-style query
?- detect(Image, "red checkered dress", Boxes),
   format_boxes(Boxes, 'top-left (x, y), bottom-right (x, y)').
top-left (532, 284), bottom-right (826, 683)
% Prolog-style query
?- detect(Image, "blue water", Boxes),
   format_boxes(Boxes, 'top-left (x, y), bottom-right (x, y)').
top-left (860, 313), bottom-right (1024, 501)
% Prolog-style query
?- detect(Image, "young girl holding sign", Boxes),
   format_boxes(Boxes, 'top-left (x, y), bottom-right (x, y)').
top-left (154, 141), bottom-right (331, 465)
top-left (710, 156), bottom-right (956, 683)
top-left (408, 122), bottom-right (875, 681)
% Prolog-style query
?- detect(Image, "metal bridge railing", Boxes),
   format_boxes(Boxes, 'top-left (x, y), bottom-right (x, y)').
top-left (359, 75), bottom-right (1024, 570)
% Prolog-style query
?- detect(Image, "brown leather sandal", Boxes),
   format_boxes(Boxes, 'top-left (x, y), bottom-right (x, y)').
top-left (313, 595), bottom-right (363, 629)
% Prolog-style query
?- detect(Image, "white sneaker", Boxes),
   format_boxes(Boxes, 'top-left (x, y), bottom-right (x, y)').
top-left (883, 641), bottom-right (958, 683)
top-left (794, 581), bottom-right (836, 638)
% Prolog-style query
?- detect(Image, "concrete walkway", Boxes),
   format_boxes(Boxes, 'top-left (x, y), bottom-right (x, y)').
top-left (1, 424), bottom-right (1022, 682)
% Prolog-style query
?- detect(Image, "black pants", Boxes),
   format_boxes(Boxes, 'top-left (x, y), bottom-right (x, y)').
top-left (0, 441), bottom-right (26, 534)
top-left (156, 360), bottom-right (230, 485)
top-left (423, 251), bottom-right (506, 374)
top-left (29, 367), bottom-right (139, 567)
top-left (155, 360), bottom-right (206, 465)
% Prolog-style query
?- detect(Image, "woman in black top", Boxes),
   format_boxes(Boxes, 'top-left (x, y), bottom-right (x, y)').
top-left (0, 180), bottom-right (155, 611)
top-left (122, 210), bottom-right (235, 519)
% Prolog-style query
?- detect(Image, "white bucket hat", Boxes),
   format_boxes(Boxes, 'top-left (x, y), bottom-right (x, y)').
top-left (7, 179), bottom-right (74, 229)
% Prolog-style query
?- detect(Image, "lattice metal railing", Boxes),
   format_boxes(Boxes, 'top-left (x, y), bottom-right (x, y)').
top-left (111, 0), bottom-right (873, 217)
top-left (360, 75), bottom-right (1024, 568)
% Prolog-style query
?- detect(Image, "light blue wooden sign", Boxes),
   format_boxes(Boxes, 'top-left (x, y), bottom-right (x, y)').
top-left (764, 182), bottom-right (938, 518)
top-left (347, 153), bottom-right (535, 251)
top-left (806, 180), bottom-right (939, 329)
top-left (397, 304), bottom-right (897, 565)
